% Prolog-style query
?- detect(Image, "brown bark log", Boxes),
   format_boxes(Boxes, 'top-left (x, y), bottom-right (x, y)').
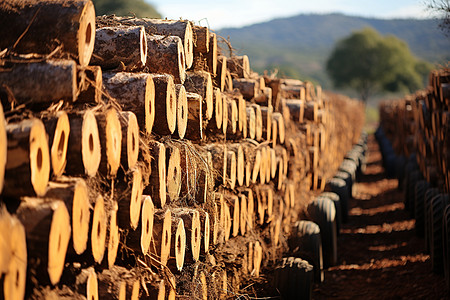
top-left (184, 92), bottom-right (203, 141)
top-left (3, 118), bottom-right (50, 197)
top-left (184, 71), bottom-right (213, 121)
top-left (193, 25), bottom-right (209, 54)
top-left (207, 32), bottom-right (218, 76)
top-left (212, 269), bottom-right (227, 299)
top-left (0, 0), bottom-right (95, 66)
top-left (124, 194), bottom-right (154, 256)
top-left (104, 17), bottom-right (194, 69)
top-left (232, 78), bottom-right (259, 100)
top-left (145, 34), bottom-right (186, 84)
top-left (102, 72), bottom-right (155, 134)
top-left (228, 143), bottom-right (245, 187)
top-left (273, 112), bottom-right (285, 144)
top-left (260, 105), bottom-right (273, 141)
top-left (175, 85), bottom-right (188, 139)
top-left (284, 99), bottom-right (305, 123)
top-left (226, 97), bottom-right (238, 136)
top-left (204, 143), bottom-right (227, 186)
top-left (304, 101), bottom-right (318, 122)
top-left (45, 178), bottom-right (90, 255)
top-left (166, 144), bottom-right (181, 203)
top-left (239, 194), bottom-right (247, 236)
top-left (215, 56), bottom-right (227, 92)
top-left (150, 74), bottom-right (177, 135)
top-left (254, 87), bottom-right (273, 107)
top-left (222, 193), bottom-right (240, 237)
top-left (281, 84), bottom-right (306, 100)
top-left (172, 208), bottom-right (201, 263)
top-left (0, 59), bottom-right (78, 106)
top-left (91, 26), bottom-right (147, 71)
top-left (238, 188), bottom-right (255, 231)
top-left (90, 195), bottom-right (107, 264)
top-left (250, 104), bottom-right (263, 142)
top-left (16, 198), bottom-right (71, 285)
top-left (225, 70), bottom-right (233, 92)
top-left (77, 65), bottom-right (102, 103)
top-left (119, 111), bottom-right (139, 171)
top-left (141, 278), bottom-right (165, 300)
top-left (168, 216), bottom-right (185, 272)
top-left (42, 111), bottom-right (70, 178)
top-left (0, 209), bottom-right (27, 300)
top-left (246, 106), bottom-right (256, 140)
top-left (227, 55), bottom-right (250, 79)
top-left (117, 166), bottom-right (143, 230)
top-left (143, 141), bottom-right (166, 208)
top-left (96, 108), bottom-right (122, 177)
top-left (205, 87), bottom-right (224, 136)
top-left (150, 209), bottom-right (171, 266)
top-left (106, 201), bottom-right (119, 268)
top-left (66, 110), bottom-right (101, 177)
top-left (271, 119), bottom-right (278, 147)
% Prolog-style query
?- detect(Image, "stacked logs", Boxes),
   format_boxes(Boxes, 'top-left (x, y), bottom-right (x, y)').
top-left (0, 1), bottom-right (364, 299)
top-left (378, 67), bottom-right (450, 284)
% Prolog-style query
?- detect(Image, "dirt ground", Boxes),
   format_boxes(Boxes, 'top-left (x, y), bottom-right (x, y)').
top-left (313, 135), bottom-right (448, 300)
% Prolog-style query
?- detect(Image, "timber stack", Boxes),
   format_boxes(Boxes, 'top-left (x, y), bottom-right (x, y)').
top-left (377, 67), bottom-right (450, 289)
top-left (0, 0), bottom-right (364, 299)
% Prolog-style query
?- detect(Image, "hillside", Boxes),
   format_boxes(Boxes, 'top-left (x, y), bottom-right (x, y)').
top-left (218, 13), bottom-right (450, 89)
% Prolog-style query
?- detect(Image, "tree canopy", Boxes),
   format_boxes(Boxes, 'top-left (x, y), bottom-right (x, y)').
top-left (326, 27), bottom-right (432, 102)
top-left (92, 0), bottom-right (161, 18)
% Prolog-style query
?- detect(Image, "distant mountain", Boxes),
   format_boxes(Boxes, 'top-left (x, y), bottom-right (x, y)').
top-left (218, 13), bottom-right (450, 89)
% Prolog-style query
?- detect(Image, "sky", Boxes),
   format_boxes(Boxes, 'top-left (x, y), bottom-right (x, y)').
top-left (149, 0), bottom-right (435, 30)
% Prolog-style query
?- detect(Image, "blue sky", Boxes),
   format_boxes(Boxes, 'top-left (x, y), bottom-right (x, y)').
top-left (149, 0), bottom-right (434, 29)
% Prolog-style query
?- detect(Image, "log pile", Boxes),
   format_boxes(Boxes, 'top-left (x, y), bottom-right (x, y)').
top-left (0, 1), bottom-right (364, 298)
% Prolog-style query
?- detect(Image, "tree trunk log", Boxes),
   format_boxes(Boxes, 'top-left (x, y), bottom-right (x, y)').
top-left (193, 25), bottom-right (209, 54)
top-left (102, 72), bottom-right (155, 135)
top-left (232, 78), bottom-right (259, 100)
top-left (226, 150), bottom-right (237, 190)
top-left (117, 166), bottom-right (143, 230)
top-left (3, 118), bottom-right (50, 197)
top-left (260, 105), bottom-right (273, 141)
top-left (206, 87), bottom-right (223, 134)
top-left (89, 195), bottom-right (107, 264)
top-left (304, 101), bottom-right (318, 122)
top-left (0, 209), bottom-right (27, 300)
top-left (42, 111), bottom-right (70, 178)
top-left (104, 16), bottom-right (194, 69)
top-left (175, 85), bottom-right (188, 139)
top-left (172, 208), bottom-right (201, 263)
top-left (144, 141), bottom-right (166, 208)
top-left (215, 56), bottom-right (227, 92)
top-left (124, 195), bottom-right (154, 256)
top-left (239, 188), bottom-right (255, 232)
top-left (226, 97), bottom-right (238, 136)
top-left (45, 178), bottom-right (90, 255)
top-left (119, 111), bottom-right (139, 171)
top-left (273, 112), bottom-right (285, 145)
top-left (227, 55), bottom-right (250, 79)
top-left (166, 144), bottom-right (181, 203)
top-left (16, 198), bottom-right (71, 285)
top-left (150, 209), bottom-right (172, 266)
top-left (271, 119), bottom-right (278, 147)
top-left (184, 92), bottom-right (203, 141)
top-left (66, 110), bottom-right (101, 177)
top-left (251, 104), bottom-right (263, 142)
top-left (145, 34), bottom-right (186, 84)
top-left (0, 59), bottom-right (78, 106)
top-left (284, 99), bottom-right (305, 123)
top-left (91, 26), bottom-right (147, 71)
top-left (97, 266), bottom-right (140, 299)
top-left (239, 194), bottom-right (247, 236)
top-left (184, 71), bottom-right (213, 121)
top-left (96, 108), bottom-right (122, 178)
top-left (227, 144), bottom-right (244, 187)
top-left (106, 201), bottom-right (119, 268)
top-left (0, 103), bottom-right (5, 194)
top-left (75, 267), bottom-right (98, 300)
top-left (0, 0), bottom-right (95, 66)
top-left (207, 32), bottom-right (218, 76)
top-left (198, 209), bottom-right (210, 254)
top-left (223, 193), bottom-right (240, 237)
top-left (150, 74), bottom-right (177, 135)
top-left (246, 106), bottom-right (256, 140)
top-left (168, 217), bottom-right (185, 272)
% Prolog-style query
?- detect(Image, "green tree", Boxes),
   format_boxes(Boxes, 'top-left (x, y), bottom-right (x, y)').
top-left (92, 0), bottom-right (161, 18)
top-left (326, 27), bottom-right (432, 102)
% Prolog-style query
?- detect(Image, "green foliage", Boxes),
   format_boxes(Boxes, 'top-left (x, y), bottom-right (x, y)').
top-left (326, 27), bottom-right (432, 102)
top-left (92, 0), bottom-right (161, 18)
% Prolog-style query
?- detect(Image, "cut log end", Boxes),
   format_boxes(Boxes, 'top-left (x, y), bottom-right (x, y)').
top-left (120, 111), bottom-right (139, 171)
top-left (107, 202), bottom-right (120, 268)
top-left (78, 0), bottom-right (96, 67)
top-left (82, 110), bottom-right (101, 177)
top-left (176, 85), bottom-right (188, 139)
top-left (2, 217), bottom-right (27, 300)
top-left (0, 103), bottom-right (5, 194)
top-left (91, 195), bottom-right (107, 264)
top-left (140, 195), bottom-right (154, 255)
top-left (167, 146), bottom-right (181, 203)
top-left (72, 179), bottom-right (90, 255)
top-left (130, 167), bottom-right (144, 230)
top-left (97, 108), bottom-right (122, 177)
top-left (172, 218), bottom-right (186, 271)
top-left (50, 111), bottom-right (70, 177)
top-left (86, 268), bottom-right (99, 300)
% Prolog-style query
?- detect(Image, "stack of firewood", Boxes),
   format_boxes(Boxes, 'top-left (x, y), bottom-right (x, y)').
top-left (0, 1), bottom-right (364, 299)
